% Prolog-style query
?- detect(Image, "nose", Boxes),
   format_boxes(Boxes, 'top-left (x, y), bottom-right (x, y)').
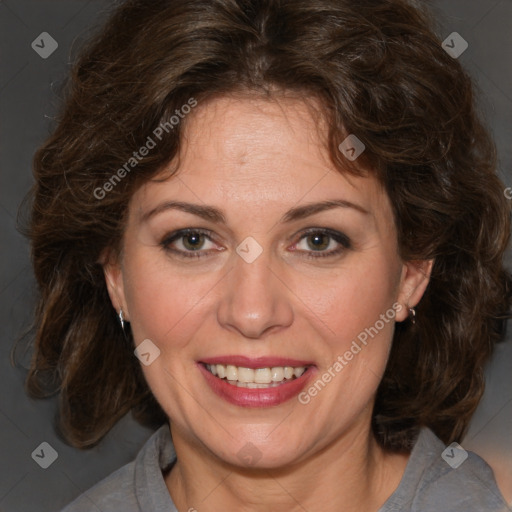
top-left (216, 246), bottom-right (294, 339)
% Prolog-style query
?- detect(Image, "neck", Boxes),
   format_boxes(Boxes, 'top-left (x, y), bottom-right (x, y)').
top-left (164, 420), bottom-right (409, 512)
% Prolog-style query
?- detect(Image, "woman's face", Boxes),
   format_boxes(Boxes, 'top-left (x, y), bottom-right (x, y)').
top-left (105, 94), bottom-right (430, 468)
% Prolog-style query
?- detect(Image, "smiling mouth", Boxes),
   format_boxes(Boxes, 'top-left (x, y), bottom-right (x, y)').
top-left (203, 363), bottom-right (309, 388)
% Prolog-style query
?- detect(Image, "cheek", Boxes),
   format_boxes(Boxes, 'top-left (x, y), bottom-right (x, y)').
top-left (293, 253), bottom-right (400, 348)
top-left (297, 259), bottom-right (400, 413)
top-left (122, 249), bottom-right (218, 350)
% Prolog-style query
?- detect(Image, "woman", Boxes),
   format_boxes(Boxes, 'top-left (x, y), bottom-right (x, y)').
top-left (26, 0), bottom-right (511, 510)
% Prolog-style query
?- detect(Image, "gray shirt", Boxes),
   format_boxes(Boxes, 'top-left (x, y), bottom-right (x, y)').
top-left (61, 425), bottom-right (509, 512)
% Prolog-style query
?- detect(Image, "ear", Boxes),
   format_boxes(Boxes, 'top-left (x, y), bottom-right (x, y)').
top-left (395, 259), bottom-right (434, 322)
top-left (100, 248), bottom-right (130, 321)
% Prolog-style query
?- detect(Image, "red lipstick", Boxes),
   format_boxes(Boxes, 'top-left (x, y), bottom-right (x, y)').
top-left (200, 355), bottom-right (314, 369)
top-left (197, 357), bottom-right (317, 407)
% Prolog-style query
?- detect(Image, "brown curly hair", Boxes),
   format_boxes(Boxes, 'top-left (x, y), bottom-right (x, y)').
top-left (22, 0), bottom-right (511, 450)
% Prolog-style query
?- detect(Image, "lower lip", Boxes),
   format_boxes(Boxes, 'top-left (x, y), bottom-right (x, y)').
top-left (197, 363), bottom-right (316, 407)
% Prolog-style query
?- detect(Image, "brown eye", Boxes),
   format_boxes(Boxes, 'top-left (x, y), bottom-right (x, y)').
top-left (293, 228), bottom-right (352, 259)
top-left (160, 228), bottom-right (217, 259)
top-left (182, 232), bottom-right (206, 251)
top-left (306, 233), bottom-right (330, 251)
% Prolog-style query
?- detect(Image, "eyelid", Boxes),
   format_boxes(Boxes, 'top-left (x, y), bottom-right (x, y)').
top-left (289, 227), bottom-right (352, 259)
top-left (293, 227), bottom-right (351, 248)
top-left (160, 228), bottom-right (220, 259)
top-left (160, 227), bottom-right (216, 246)
top-left (160, 227), bottom-right (352, 259)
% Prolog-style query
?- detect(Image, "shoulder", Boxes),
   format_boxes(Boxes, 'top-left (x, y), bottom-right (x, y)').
top-left (60, 425), bottom-right (176, 512)
top-left (60, 461), bottom-right (137, 512)
top-left (381, 428), bottom-right (510, 512)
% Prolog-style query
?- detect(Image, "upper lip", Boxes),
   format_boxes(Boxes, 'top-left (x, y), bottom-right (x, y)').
top-left (199, 355), bottom-right (314, 369)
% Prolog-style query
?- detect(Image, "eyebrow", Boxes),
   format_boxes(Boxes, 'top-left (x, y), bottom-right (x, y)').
top-left (140, 199), bottom-right (369, 224)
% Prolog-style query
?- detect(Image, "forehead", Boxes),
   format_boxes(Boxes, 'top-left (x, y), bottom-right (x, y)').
top-left (133, 94), bottom-right (392, 224)
top-left (182, 94), bottom-right (330, 165)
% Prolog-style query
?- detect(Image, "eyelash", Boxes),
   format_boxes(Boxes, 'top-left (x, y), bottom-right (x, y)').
top-left (160, 228), bottom-right (352, 260)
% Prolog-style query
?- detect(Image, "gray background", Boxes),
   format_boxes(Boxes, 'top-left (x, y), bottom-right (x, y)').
top-left (0, 1), bottom-right (511, 511)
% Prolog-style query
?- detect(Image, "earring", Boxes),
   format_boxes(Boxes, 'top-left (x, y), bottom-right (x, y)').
top-left (408, 307), bottom-right (416, 324)
top-left (119, 309), bottom-right (125, 330)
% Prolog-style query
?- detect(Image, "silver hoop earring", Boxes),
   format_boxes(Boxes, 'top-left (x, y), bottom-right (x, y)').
top-left (119, 309), bottom-right (125, 330)
top-left (408, 307), bottom-right (416, 324)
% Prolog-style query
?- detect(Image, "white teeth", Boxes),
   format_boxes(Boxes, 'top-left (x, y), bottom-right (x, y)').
top-left (271, 367), bottom-right (284, 381)
top-left (205, 363), bottom-right (309, 386)
top-left (254, 368), bottom-right (272, 383)
top-left (238, 381), bottom-right (283, 388)
top-left (226, 365), bottom-right (238, 381)
top-left (237, 367), bottom-right (255, 383)
top-left (294, 366), bottom-right (306, 378)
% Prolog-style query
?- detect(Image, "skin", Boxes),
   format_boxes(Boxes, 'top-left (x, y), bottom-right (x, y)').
top-left (104, 93), bottom-right (433, 512)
